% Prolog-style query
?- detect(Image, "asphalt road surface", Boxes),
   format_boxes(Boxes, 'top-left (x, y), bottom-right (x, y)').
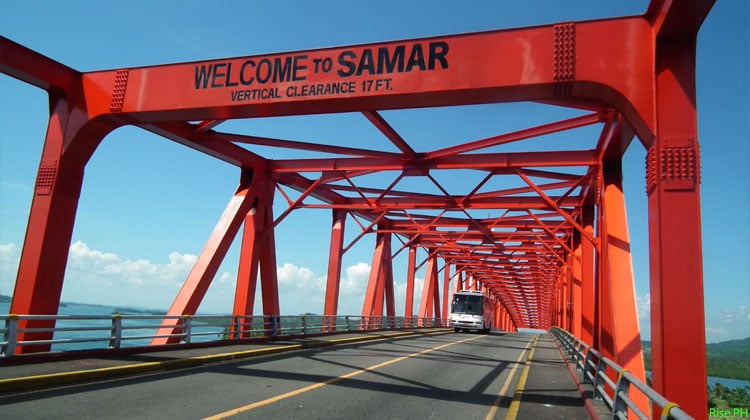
top-left (1, 332), bottom-right (559, 419)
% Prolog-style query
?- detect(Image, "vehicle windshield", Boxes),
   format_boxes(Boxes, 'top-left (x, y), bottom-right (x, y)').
top-left (452, 295), bottom-right (483, 315)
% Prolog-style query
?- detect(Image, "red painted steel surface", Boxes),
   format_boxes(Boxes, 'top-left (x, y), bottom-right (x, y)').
top-left (0, 0), bottom-right (715, 417)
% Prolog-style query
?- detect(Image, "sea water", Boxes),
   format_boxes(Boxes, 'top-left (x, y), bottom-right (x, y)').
top-left (0, 300), bottom-right (224, 351)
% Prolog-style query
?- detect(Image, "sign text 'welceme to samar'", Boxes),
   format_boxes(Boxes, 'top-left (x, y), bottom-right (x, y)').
top-left (192, 41), bottom-right (449, 101)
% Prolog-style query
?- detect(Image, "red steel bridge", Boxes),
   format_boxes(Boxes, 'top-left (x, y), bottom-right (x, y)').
top-left (1, 0), bottom-right (715, 417)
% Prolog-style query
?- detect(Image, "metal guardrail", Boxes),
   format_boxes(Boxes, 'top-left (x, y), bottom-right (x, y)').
top-left (550, 327), bottom-right (692, 420)
top-left (1, 314), bottom-right (449, 357)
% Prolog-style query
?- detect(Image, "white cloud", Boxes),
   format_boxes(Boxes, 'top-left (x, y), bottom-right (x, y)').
top-left (739, 305), bottom-right (749, 320)
top-left (394, 276), bottom-right (425, 317)
top-left (632, 294), bottom-right (652, 341)
top-left (341, 263), bottom-right (370, 295)
top-left (0, 242), bottom-right (21, 259)
top-left (67, 242), bottom-right (199, 289)
top-left (217, 272), bottom-right (234, 285)
top-left (62, 241), bottom-right (208, 310)
top-left (10, 236), bottom-right (746, 343)
top-left (0, 241), bottom-right (377, 316)
top-left (276, 262), bottom-right (326, 314)
top-left (637, 295), bottom-right (750, 342)
top-left (705, 304), bottom-right (750, 342)
top-left (705, 327), bottom-right (730, 341)
top-left (636, 293), bottom-right (651, 322)
top-left (0, 243), bottom-right (21, 296)
top-left (1, 241), bottom-right (446, 320)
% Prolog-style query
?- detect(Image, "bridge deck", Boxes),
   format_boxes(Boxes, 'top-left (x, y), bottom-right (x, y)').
top-left (1, 331), bottom-right (593, 419)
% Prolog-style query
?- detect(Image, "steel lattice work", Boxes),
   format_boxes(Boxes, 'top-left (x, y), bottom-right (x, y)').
top-left (0, 0), bottom-right (715, 417)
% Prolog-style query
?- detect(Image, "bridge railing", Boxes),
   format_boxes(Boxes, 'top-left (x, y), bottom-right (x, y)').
top-left (550, 327), bottom-right (692, 420)
top-left (0, 314), bottom-right (449, 357)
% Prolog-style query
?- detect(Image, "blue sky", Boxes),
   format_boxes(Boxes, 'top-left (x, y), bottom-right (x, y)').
top-left (0, 1), bottom-right (747, 342)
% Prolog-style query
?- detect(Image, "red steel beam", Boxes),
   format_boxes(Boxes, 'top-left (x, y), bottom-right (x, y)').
top-left (646, 20), bottom-right (710, 417)
top-left (269, 150), bottom-right (597, 173)
top-left (324, 210), bottom-right (347, 318)
top-left (647, 0), bottom-right (716, 40)
top-left (0, 37), bottom-right (78, 92)
top-left (213, 130), bottom-right (401, 158)
top-left (426, 112), bottom-right (602, 159)
top-left (71, 18), bottom-right (657, 140)
top-left (304, 195), bottom-right (580, 210)
top-left (9, 97), bottom-right (89, 352)
top-left (362, 110), bottom-right (417, 159)
top-left (599, 162), bottom-right (648, 414)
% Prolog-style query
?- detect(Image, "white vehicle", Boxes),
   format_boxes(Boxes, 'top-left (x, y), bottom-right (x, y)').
top-left (450, 290), bottom-right (494, 333)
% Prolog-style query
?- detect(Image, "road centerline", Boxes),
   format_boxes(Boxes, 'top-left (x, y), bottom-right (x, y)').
top-left (203, 334), bottom-right (486, 420)
top-left (504, 335), bottom-right (539, 420)
top-left (484, 335), bottom-right (535, 420)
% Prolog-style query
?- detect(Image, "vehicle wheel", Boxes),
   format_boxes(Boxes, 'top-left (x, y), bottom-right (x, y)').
top-left (454, 328), bottom-right (460, 333)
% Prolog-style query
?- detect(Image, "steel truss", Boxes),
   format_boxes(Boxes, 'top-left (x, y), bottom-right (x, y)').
top-left (0, 0), bottom-right (714, 417)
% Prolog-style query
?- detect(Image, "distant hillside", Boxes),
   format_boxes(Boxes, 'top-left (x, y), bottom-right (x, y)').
top-left (643, 338), bottom-right (750, 380)
top-left (706, 338), bottom-right (750, 380)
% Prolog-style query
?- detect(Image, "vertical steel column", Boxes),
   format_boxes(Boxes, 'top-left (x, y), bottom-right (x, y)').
top-left (580, 207), bottom-right (596, 344)
top-left (232, 209), bottom-right (259, 339)
top-left (562, 267), bottom-right (570, 330)
top-left (230, 171), bottom-right (280, 337)
top-left (418, 252), bottom-right (440, 325)
top-left (373, 265), bottom-right (385, 319)
top-left (232, 189), bottom-right (261, 322)
top-left (362, 228), bottom-right (394, 327)
top-left (552, 281), bottom-right (559, 328)
top-left (324, 210), bottom-right (347, 322)
top-left (553, 273), bottom-right (559, 328)
top-left (404, 246), bottom-right (417, 326)
top-left (10, 95), bottom-right (109, 353)
top-left (597, 177), bottom-right (615, 359)
top-left (441, 262), bottom-right (451, 320)
top-left (257, 175), bottom-right (281, 332)
top-left (361, 234), bottom-right (383, 320)
top-left (432, 259), bottom-right (442, 323)
top-left (647, 38), bottom-right (707, 417)
top-left (601, 160), bottom-right (648, 415)
top-left (593, 182), bottom-right (606, 353)
top-left (503, 310), bottom-right (513, 331)
top-left (571, 244), bottom-right (583, 338)
top-left (382, 231), bottom-right (396, 322)
top-left (557, 280), bottom-right (564, 328)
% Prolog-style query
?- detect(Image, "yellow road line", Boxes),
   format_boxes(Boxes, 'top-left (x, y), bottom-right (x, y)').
top-left (0, 344), bottom-right (305, 392)
top-left (505, 335), bottom-right (539, 420)
top-left (484, 337), bottom-right (534, 420)
top-left (203, 334), bottom-right (486, 420)
top-left (1, 330), bottom-right (452, 393)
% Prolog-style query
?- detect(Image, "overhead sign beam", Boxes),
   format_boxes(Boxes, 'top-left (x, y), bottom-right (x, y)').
top-left (76, 18), bottom-right (656, 142)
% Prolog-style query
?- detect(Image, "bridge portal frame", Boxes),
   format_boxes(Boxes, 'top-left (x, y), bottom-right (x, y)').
top-left (1, 0), bottom-right (713, 417)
